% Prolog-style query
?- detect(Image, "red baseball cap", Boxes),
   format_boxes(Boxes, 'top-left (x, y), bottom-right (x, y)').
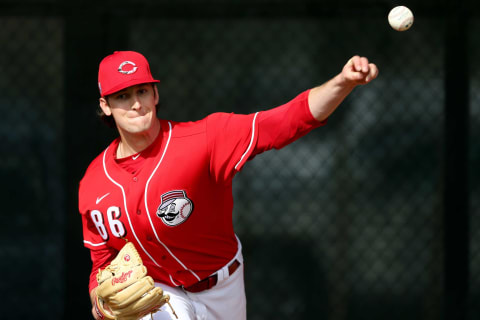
top-left (98, 51), bottom-right (160, 97)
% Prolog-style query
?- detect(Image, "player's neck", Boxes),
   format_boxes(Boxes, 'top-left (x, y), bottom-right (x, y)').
top-left (117, 118), bottom-right (161, 158)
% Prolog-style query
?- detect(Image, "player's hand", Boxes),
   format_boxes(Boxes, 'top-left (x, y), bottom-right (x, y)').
top-left (93, 242), bottom-right (172, 320)
top-left (341, 55), bottom-right (378, 86)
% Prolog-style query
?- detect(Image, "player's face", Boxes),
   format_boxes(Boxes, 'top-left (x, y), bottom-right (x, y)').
top-left (99, 84), bottom-right (159, 134)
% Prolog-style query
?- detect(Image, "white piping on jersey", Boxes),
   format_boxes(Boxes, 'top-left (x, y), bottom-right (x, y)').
top-left (84, 240), bottom-right (107, 247)
top-left (144, 121), bottom-right (201, 282)
top-left (169, 275), bottom-right (179, 287)
top-left (234, 112), bottom-right (259, 171)
top-left (102, 144), bottom-right (164, 271)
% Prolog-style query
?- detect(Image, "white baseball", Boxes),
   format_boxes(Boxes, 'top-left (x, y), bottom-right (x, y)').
top-left (388, 6), bottom-right (414, 31)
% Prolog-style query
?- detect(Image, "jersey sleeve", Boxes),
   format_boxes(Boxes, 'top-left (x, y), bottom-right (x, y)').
top-left (253, 89), bottom-right (326, 154)
top-left (88, 246), bottom-right (119, 292)
top-left (78, 171), bottom-right (118, 292)
top-left (78, 158), bottom-right (111, 251)
top-left (80, 207), bottom-right (118, 292)
top-left (80, 210), bottom-right (108, 249)
top-left (206, 112), bottom-right (259, 182)
top-left (206, 89), bottom-right (326, 181)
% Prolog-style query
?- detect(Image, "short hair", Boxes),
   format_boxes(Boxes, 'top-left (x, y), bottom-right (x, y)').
top-left (97, 101), bottom-right (116, 128)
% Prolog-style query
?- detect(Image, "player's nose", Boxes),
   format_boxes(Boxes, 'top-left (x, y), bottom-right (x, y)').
top-left (131, 97), bottom-right (142, 110)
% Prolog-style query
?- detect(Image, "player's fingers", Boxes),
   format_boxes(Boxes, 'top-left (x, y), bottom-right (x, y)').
top-left (347, 56), bottom-right (369, 72)
top-left (344, 56), bottom-right (378, 84)
top-left (359, 57), bottom-right (370, 73)
top-left (347, 55), bottom-right (359, 71)
top-left (365, 63), bottom-right (379, 82)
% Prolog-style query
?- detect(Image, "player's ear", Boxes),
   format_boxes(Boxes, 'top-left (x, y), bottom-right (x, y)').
top-left (153, 85), bottom-right (159, 106)
top-left (99, 97), bottom-right (112, 116)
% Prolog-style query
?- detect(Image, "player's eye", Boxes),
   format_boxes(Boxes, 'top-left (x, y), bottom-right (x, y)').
top-left (114, 93), bottom-right (128, 100)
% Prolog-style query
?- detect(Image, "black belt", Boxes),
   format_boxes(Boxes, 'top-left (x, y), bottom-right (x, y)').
top-left (183, 259), bottom-right (241, 293)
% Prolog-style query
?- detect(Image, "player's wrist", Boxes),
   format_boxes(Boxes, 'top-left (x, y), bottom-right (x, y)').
top-left (334, 71), bottom-right (358, 92)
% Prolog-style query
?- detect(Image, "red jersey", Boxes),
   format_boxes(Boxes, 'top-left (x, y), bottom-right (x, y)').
top-left (79, 90), bottom-right (325, 292)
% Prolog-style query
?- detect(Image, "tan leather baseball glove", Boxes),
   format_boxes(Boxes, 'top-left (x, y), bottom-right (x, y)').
top-left (93, 241), bottom-right (173, 320)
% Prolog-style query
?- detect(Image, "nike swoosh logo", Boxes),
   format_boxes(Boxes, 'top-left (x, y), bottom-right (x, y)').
top-left (96, 193), bottom-right (110, 205)
top-left (132, 154), bottom-right (141, 160)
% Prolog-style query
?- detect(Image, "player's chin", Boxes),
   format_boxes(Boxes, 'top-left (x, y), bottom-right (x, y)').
top-left (128, 123), bottom-right (153, 134)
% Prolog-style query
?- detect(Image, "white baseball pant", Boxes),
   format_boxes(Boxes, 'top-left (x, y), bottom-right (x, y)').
top-left (143, 255), bottom-right (246, 320)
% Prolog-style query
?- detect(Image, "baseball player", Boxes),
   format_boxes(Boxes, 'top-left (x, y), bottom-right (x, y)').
top-left (79, 51), bottom-right (378, 320)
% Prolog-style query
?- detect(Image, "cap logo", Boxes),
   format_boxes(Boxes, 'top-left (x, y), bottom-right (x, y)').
top-left (118, 61), bottom-right (138, 75)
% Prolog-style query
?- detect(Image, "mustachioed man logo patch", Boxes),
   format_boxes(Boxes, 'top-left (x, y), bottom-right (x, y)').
top-left (156, 190), bottom-right (193, 227)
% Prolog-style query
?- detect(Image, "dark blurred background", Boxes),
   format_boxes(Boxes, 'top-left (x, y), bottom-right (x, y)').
top-left (0, 0), bottom-right (478, 319)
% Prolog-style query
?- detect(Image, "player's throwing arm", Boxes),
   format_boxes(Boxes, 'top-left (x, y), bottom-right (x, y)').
top-left (308, 55), bottom-right (379, 121)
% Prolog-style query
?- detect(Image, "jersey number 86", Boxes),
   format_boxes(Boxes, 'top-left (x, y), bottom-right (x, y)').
top-left (90, 207), bottom-right (126, 240)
